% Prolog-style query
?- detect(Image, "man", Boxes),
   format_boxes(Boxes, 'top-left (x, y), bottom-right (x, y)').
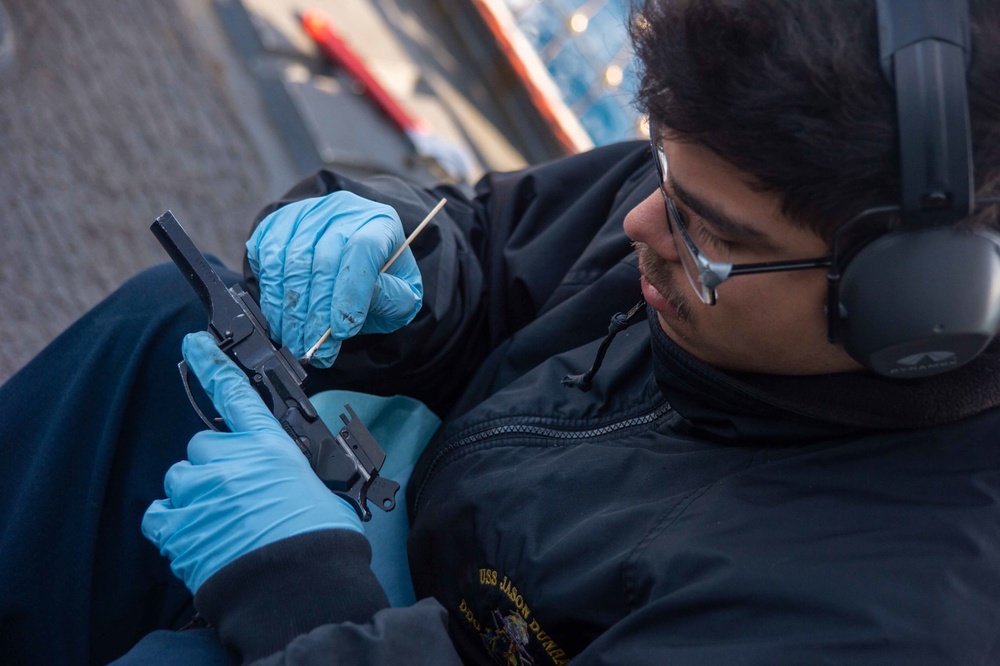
top-left (2, 0), bottom-right (999, 663)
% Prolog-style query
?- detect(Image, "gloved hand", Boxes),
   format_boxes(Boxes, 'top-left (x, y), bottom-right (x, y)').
top-left (246, 191), bottom-right (423, 367)
top-left (142, 331), bottom-right (363, 594)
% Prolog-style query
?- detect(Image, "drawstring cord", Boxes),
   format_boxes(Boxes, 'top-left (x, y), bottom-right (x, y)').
top-left (562, 300), bottom-right (646, 392)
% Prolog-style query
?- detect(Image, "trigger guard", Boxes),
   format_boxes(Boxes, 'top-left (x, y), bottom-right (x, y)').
top-left (178, 360), bottom-right (225, 432)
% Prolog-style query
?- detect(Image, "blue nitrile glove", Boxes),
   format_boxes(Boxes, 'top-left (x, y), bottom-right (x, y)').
top-left (141, 331), bottom-right (362, 593)
top-left (246, 191), bottom-right (423, 367)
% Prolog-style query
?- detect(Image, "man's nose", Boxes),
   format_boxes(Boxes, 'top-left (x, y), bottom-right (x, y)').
top-left (623, 189), bottom-right (682, 262)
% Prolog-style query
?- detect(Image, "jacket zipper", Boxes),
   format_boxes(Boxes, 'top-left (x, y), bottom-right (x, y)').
top-left (413, 401), bottom-right (674, 511)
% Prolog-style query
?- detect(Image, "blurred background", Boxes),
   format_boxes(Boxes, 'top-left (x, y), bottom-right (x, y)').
top-left (0, 0), bottom-right (643, 383)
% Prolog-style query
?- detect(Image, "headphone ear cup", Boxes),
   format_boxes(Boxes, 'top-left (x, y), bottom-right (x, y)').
top-left (838, 226), bottom-right (1000, 378)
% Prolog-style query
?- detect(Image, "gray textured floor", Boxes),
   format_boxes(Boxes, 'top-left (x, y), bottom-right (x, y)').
top-left (0, 0), bottom-right (297, 383)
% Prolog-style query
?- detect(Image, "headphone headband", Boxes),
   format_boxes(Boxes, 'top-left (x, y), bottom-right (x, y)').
top-left (876, 0), bottom-right (974, 224)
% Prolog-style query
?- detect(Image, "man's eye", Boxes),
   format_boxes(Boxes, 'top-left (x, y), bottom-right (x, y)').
top-left (694, 221), bottom-right (736, 254)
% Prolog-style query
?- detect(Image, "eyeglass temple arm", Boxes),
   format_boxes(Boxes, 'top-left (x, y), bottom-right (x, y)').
top-left (701, 257), bottom-right (832, 289)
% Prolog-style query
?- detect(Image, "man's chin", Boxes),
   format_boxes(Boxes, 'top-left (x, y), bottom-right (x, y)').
top-left (655, 309), bottom-right (696, 348)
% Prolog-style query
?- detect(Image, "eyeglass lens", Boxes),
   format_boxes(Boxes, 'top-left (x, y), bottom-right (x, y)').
top-left (651, 133), bottom-right (717, 304)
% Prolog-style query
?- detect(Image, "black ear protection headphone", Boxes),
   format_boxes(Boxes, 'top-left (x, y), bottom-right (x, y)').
top-left (826, 0), bottom-right (1000, 378)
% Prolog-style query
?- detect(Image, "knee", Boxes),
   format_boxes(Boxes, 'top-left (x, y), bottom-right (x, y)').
top-left (93, 258), bottom-right (244, 332)
top-left (115, 258), bottom-right (242, 313)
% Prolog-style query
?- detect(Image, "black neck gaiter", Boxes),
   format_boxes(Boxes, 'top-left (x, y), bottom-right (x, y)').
top-left (648, 306), bottom-right (1000, 438)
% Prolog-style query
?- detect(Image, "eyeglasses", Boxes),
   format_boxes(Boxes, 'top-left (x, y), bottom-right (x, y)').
top-left (649, 125), bottom-right (832, 305)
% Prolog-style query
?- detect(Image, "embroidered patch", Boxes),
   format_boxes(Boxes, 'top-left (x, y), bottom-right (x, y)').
top-left (456, 567), bottom-right (571, 666)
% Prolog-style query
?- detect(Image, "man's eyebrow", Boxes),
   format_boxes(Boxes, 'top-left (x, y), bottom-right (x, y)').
top-left (668, 174), bottom-right (780, 250)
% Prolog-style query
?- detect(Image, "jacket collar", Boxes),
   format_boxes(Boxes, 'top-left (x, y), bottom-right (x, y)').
top-left (649, 308), bottom-right (1000, 442)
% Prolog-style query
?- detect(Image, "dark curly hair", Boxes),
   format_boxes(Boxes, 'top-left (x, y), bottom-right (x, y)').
top-left (630, 0), bottom-right (1000, 240)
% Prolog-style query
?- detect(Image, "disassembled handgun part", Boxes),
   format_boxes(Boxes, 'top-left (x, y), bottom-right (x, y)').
top-left (151, 210), bottom-right (399, 521)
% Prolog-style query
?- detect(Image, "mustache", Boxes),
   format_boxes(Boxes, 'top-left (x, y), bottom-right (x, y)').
top-left (633, 242), bottom-right (693, 322)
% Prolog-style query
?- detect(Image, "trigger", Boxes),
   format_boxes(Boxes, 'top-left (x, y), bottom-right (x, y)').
top-left (178, 360), bottom-right (226, 432)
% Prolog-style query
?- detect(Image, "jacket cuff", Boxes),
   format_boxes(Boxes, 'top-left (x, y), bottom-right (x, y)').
top-left (194, 530), bottom-right (390, 662)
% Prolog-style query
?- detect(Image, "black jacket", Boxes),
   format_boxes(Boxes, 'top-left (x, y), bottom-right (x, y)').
top-left (196, 142), bottom-right (1000, 664)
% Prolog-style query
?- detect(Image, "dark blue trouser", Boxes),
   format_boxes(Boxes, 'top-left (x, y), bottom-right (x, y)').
top-left (0, 262), bottom-right (241, 665)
